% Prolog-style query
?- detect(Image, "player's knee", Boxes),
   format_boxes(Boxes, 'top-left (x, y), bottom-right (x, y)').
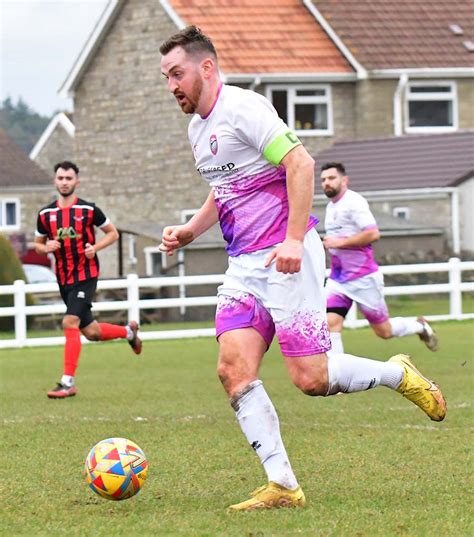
top-left (293, 375), bottom-right (328, 397)
top-left (62, 316), bottom-right (79, 330)
top-left (83, 331), bottom-right (100, 341)
top-left (374, 326), bottom-right (392, 339)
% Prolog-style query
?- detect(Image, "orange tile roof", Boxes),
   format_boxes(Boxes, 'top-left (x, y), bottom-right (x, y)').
top-left (169, 0), bottom-right (353, 73)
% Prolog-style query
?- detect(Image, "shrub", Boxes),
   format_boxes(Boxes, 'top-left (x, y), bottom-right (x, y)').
top-left (0, 234), bottom-right (35, 331)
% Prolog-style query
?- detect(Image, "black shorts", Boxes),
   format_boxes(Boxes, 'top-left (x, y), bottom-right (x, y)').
top-left (59, 278), bottom-right (97, 329)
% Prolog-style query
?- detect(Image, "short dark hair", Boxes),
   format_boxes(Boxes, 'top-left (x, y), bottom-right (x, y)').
top-left (321, 162), bottom-right (346, 175)
top-left (159, 25), bottom-right (217, 60)
top-left (54, 161), bottom-right (79, 175)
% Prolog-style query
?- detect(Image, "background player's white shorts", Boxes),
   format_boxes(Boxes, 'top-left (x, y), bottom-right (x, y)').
top-left (325, 270), bottom-right (389, 324)
top-left (216, 227), bottom-right (331, 357)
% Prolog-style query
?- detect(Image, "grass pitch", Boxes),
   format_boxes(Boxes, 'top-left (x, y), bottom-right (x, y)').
top-left (1, 321), bottom-right (473, 536)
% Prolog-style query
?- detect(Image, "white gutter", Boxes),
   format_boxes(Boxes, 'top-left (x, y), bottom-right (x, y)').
top-left (225, 72), bottom-right (357, 83)
top-left (302, 0), bottom-right (367, 79)
top-left (371, 68), bottom-right (474, 79)
top-left (159, 0), bottom-right (186, 29)
top-left (393, 73), bottom-right (408, 137)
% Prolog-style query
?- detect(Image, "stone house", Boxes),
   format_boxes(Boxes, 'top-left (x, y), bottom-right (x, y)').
top-left (0, 128), bottom-right (55, 258)
top-left (30, 112), bottom-right (75, 176)
top-left (51, 0), bottom-right (474, 280)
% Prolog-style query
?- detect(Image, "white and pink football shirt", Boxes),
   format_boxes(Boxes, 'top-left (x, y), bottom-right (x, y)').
top-left (324, 189), bottom-right (379, 282)
top-left (188, 84), bottom-right (317, 256)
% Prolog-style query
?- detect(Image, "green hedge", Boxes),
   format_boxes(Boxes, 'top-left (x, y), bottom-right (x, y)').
top-left (0, 234), bottom-right (35, 331)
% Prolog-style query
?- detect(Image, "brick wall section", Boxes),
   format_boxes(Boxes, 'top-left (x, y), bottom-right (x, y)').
top-left (33, 127), bottom-right (75, 176)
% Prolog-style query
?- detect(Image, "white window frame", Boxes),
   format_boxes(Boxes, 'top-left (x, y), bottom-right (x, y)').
top-left (405, 81), bottom-right (458, 134)
top-left (266, 84), bottom-right (334, 136)
top-left (144, 246), bottom-right (168, 276)
top-left (0, 199), bottom-right (20, 231)
top-left (393, 206), bottom-right (410, 220)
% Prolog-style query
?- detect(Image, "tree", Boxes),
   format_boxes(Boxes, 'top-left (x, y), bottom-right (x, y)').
top-left (0, 97), bottom-right (51, 154)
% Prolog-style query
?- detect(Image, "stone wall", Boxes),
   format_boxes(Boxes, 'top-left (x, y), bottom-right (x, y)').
top-left (73, 0), bottom-right (210, 278)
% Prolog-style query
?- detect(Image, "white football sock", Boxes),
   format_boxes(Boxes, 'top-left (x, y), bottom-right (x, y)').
top-left (326, 353), bottom-right (403, 395)
top-left (61, 374), bottom-right (74, 387)
top-left (389, 317), bottom-right (424, 337)
top-left (231, 380), bottom-right (298, 490)
top-left (126, 325), bottom-right (134, 340)
top-left (327, 332), bottom-right (344, 357)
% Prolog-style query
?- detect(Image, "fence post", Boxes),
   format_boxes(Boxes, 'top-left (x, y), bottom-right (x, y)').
top-left (14, 279), bottom-right (27, 346)
top-left (127, 273), bottom-right (140, 324)
top-left (448, 257), bottom-right (462, 319)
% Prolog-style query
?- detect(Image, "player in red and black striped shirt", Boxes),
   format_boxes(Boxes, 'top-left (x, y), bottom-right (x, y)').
top-left (35, 161), bottom-right (142, 399)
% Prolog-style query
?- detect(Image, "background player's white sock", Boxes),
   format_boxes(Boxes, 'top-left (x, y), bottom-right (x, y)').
top-left (61, 374), bottom-right (74, 387)
top-left (231, 380), bottom-right (298, 490)
top-left (389, 317), bottom-right (423, 337)
top-left (327, 332), bottom-right (344, 357)
top-left (326, 354), bottom-right (403, 395)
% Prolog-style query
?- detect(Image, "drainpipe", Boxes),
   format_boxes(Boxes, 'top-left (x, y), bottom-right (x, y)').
top-left (393, 73), bottom-right (408, 136)
top-left (451, 188), bottom-right (460, 255)
top-left (249, 76), bottom-right (261, 91)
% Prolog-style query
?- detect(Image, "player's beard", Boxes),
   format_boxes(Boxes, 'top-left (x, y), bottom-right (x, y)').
top-left (175, 77), bottom-right (203, 114)
top-left (57, 185), bottom-right (76, 198)
top-left (324, 187), bottom-right (339, 198)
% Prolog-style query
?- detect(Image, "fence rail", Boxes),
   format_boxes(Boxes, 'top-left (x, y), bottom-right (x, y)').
top-left (0, 257), bottom-right (473, 349)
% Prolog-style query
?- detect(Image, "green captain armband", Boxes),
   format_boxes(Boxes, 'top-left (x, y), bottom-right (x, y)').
top-left (263, 130), bottom-right (302, 166)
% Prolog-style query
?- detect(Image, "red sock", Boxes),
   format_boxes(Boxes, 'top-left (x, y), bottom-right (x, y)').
top-left (64, 327), bottom-right (81, 376)
top-left (98, 323), bottom-right (127, 341)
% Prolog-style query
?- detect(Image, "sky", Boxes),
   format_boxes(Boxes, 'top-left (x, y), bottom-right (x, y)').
top-left (0, 0), bottom-right (109, 117)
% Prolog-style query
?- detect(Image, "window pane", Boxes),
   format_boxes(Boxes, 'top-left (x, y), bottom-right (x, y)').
top-left (409, 100), bottom-right (453, 127)
top-left (410, 86), bottom-right (451, 94)
top-left (6, 202), bottom-right (16, 225)
top-left (271, 90), bottom-right (288, 123)
top-left (296, 89), bottom-right (326, 97)
top-left (295, 103), bottom-right (328, 130)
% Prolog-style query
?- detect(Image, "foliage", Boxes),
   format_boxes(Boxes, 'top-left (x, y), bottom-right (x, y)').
top-left (0, 234), bottom-right (34, 330)
top-left (0, 97), bottom-right (50, 154)
top-left (1, 322), bottom-right (472, 536)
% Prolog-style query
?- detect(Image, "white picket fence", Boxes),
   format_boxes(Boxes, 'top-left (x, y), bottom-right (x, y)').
top-left (0, 257), bottom-right (473, 349)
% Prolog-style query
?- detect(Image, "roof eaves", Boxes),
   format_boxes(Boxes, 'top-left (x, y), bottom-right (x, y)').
top-left (58, 0), bottom-right (125, 98)
top-left (225, 72), bottom-right (358, 83)
top-left (370, 68), bottom-right (474, 79)
top-left (450, 170), bottom-right (474, 187)
top-left (29, 113), bottom-right (75, 160)
top-left (302, 0), bottom-right (366, 79)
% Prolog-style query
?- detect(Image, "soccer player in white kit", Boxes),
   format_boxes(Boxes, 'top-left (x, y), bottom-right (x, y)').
top-left (159, 26), bottom-right (446, 511)
top-left (321, 162), bottom-right (438, 356)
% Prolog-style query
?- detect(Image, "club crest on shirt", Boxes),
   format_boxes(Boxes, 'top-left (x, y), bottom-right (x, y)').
top-left (210, 134), bottom-right (218, 155)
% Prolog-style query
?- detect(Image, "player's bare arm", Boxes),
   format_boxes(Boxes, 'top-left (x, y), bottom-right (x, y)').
top-left (323, 227), bottom-right (380, 249)
top-left (159, 190), bottom-right (219, 256)
top-left (84, 222), bottom-right (119, 259)
top-left (34, 235), bottom-right (61, 255)
top-left (265, 145), bottom-right (315, 274)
